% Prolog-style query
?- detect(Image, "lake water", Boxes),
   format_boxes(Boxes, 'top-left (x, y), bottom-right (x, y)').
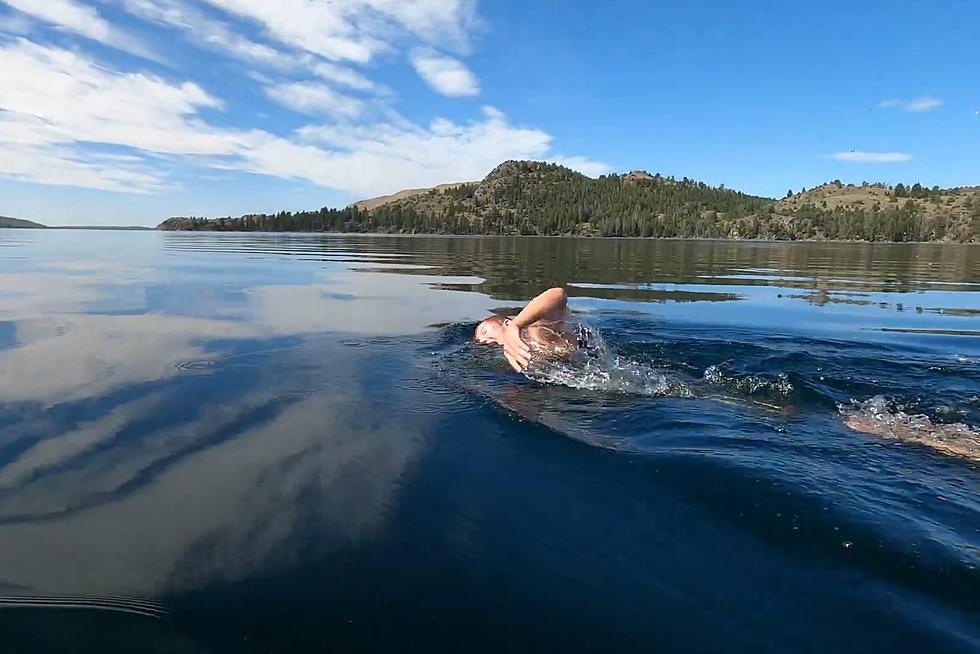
top-left (0, 230), bottom-right (977, 653)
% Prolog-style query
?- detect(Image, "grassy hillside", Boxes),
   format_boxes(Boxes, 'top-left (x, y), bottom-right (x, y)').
top-left (353, 182), bottom-right (472, 211)
top-left (776, 181), bottom-right (978, 242)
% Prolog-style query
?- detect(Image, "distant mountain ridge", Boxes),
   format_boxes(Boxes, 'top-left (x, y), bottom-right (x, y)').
top-left (0, 216), bottom-right (45, 228)
top-left (159, 160), bottom-right (979, 242)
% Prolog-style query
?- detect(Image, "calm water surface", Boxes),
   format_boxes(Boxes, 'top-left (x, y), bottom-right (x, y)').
top-left (0, 230), bottom-right (977, 653)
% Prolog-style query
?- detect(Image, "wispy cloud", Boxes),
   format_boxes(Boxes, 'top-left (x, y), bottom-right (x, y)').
top-left (3, 0), bottom-right (112, 41)
top-left (410, 48), bottom-right (480, 97)
top-left (192, 0), bottom-right (479, 63)
top-left (116, 0), bottom-right (385, 95)
top-left (829, 151), bottom-right (913, 163)
top-left (0, 0), bottom-right (608, 209)
top-left (0, 39), bottom-right (606, 197)
top-left (309, 60), bottom-right (381, 94)
top-left (287, 105), bottom-right (608, 196)
top-left (878, 96), bottom-right (943, 112)
top-left (2, 0), bottom-right (158, 59)
top-left (548, 156), bottom-right (612, 178)
top-left (118, 0), bottom-right (288, 65)
top-left (0, 38), bottom-right (227, 191)
top-left (264, 81), bottom-right (364, 119)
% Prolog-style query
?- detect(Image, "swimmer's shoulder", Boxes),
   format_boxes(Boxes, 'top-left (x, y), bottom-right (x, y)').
top-left (523, 320), bottom-right (578, 356)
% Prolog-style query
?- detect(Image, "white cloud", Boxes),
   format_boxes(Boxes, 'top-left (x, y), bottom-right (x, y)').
top-left (2, 0), bottom-right (158, 59)
top-left (115, 0), bottom-right (384, 93)
top-left (115, 0), bottom-right (291, 67)
top-left (829, 151), bottom-right (913, 163)
top-left (0, 38), bottom-right (227, 155)
top-left (0, 38), bottom-right (231, 191)
top-left (195, 0), bottom-right (478, 63)
top-left (195, 0), bottom-right (382, 62)
top-left (410, 48), bottom-right (480, 97)
top-left (309, 60), bottom-right (380, 93)
top-left (0, 37), bottom-right (605, 202)
top-left (2, 0), bottom-right (111, 41)
top-left (548, 155), bottom-right (612, 178)
top-left (113, 0), bottom-right (386, 99)
top-left (878, 96), bottom-right (943, 112)
top-left (0, 142), bottom-right (169, 193)
top-left (291, 105), bottom-right (608, 195)
top-left (264, 81), bottom-right (364, 118)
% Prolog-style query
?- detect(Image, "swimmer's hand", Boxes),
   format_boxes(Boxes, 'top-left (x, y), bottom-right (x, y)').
top-left (500, 287), bottom-right (566, 372)
top-left (502, 320), bottom-right (531, 372)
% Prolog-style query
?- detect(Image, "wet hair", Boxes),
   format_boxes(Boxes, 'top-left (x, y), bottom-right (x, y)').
top-left (474, 315), bottom-right (506, 343)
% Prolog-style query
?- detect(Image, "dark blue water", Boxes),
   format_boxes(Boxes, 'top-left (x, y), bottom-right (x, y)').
top-left (0, 231), bottom-right (977, 653)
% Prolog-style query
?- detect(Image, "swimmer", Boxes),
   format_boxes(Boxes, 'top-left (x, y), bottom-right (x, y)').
top-left (474, 287), bottom-right (577, 372)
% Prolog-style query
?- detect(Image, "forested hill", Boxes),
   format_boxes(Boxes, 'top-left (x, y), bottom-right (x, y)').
top-left (158, 161), bottom-right (979, 242)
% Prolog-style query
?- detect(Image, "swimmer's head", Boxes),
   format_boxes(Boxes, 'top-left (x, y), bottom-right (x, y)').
top-left (474, 315), bottom-right (507, 345)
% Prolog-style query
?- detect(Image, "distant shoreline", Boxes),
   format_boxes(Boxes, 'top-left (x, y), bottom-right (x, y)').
top-left (154, 229), bottom-right (977, 245)
top-left (0, 225), bottom-right (153, 231)
top-left (4, 225), bottom-right (974, 245)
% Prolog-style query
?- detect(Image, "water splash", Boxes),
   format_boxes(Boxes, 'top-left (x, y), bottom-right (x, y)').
top-left (703, 364), bottom-right (794, 397)
top-left (841, 395), bottom-right (980, 463)
top-left (523, 323), bottom-right (693, 397)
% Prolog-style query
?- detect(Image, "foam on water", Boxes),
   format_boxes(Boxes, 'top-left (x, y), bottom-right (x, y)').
top-left (702, 364), bottom-right (794, 397)
top-left (521, 323), bottom-right (795, 405)
top-left (523, 323), bottom-right (694, 398)
top-left (840, 395), bottom-right (980, 463)
top-left (506, 321), bottom-right (980, 467)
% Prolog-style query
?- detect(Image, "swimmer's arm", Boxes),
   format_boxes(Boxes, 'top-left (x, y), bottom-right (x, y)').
top-left (502, 287), bottom-right (567, 371)
top-left (511, 287), bottom-right (567, 329)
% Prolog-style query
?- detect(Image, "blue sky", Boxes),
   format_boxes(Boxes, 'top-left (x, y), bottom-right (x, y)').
top-left (0, 0), bottom-right (976, 226)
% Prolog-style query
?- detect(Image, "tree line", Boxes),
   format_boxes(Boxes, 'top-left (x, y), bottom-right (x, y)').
top-left (158, 162), bottom-right (978, 242)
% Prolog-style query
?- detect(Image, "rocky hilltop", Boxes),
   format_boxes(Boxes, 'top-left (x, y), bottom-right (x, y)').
top-left (159, 161), bottom-right (979, 242)
top-left (340, 160), bottom-right (773, 238)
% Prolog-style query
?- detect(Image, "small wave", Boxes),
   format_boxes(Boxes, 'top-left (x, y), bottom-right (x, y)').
top-left (0, 594), bottom-right (167, 618)
top-left (703, 364), bottom-right (794, 397)
top-left (523, 323), bottom-right (693, 397)
top-left (174, 359), bottom-right (216, 374)
top-left (175, 345), bottom-right (304, 375)
top-left (841, 396), bottom-right (980, 463)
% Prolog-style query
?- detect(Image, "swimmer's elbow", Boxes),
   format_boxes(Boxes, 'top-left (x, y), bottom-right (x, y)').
top-left (547, 287), bottom-right (567, 307)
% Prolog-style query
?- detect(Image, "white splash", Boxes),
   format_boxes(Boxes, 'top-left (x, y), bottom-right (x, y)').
top-left (703, 364), bottom-right (794, 396)
top-left (523, 323), bottom-right (693, 397)
top-left (841, 395), bottom-right (980, 462)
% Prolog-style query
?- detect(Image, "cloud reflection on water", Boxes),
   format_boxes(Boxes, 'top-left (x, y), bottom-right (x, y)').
top-left (0, 231), bottom-right (976, 607)
top-left (0, 246), bottom-right (489, 597)
top-left (0, 383), bottom-right (424, 596)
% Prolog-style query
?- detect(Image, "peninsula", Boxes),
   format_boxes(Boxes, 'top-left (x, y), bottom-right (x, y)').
top-left (0, 216), bottom-right (46, 229)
